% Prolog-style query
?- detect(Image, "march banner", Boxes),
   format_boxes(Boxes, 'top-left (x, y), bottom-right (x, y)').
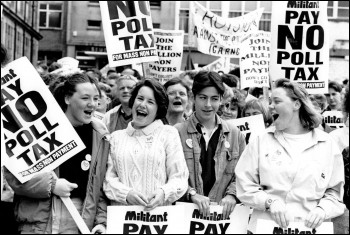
top-left (323, 111), bottom-right (346, 129)
top-left (199, 57), bottom-right (229, 73)
top-left (226, 114), bottom-right (266, 144)
top-left (99, 1), bottom-right (158, 67)
top-left (256, 219), bottom-right (333, 234)
top-left (107, 205), bottom-right (185, 234)
top-left (240, 31), bottom-right (271, 89)
top-left (144, 29), bottom-right (184, 84)
top-left (177, 202), bottom-right (250, 234)
top-left (189, 1), bottom-right (263, 58)
top-left (1, 57), bottom-right (85, 183)
top-left (270, 1), bottom-right (329, 94)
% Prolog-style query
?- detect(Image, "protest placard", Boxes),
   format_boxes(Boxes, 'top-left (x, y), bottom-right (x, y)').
top-left (226, 114), bottom-right (266, 144)
top-left (323, 111), bottom-right (346, 129)
top-left (256, 219), bottom-right (333, 234)
top-left (240, 31), bottom-right (271, 89)
top-left (189, 1), bottom-right (263, 58)
top-left (177, 202), bottom-right (250, 234)
top-left (99, 1), bottom-right (158, 67)
top-left (144, 29), bottom-right (184, 84)
top-left (1, 57), bottom-right (85, 183)
top-left (107, 205), bottom-right (185, 234)
top-left (270, 2), bottom-right (329, 94)
top-left (199, 57), bottom-right (228, 73)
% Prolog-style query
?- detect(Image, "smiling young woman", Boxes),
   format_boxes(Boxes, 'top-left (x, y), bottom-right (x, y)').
top-left (235, 78), bottom-right (346, 233)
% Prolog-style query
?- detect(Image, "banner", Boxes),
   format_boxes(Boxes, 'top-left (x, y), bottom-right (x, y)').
top-left (100, 1), bottom-right (158, 67)
top-left (179, 203), bottom-right (251, 234)
top-left (1, 57), bottom-right (85, 183)
top-left (226, 114), bottom-right (266, 144)
top-left (256, 219), bottom-right (333, 234)
top-left (189, 1), bottom-right (263, 58)
top-left (270, 2), bottom-right (329, 94)
top-left (240, 31), bottom-right (271, 89)
top-left (323, 111), bottom-right (346, 129)
top-left (107, 205), bottom-right (185, 234)
top-left (144, 29), bottom-right (184, 84)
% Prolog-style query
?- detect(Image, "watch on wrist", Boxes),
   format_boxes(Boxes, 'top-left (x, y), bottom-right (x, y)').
top-left (265, 198), bottom-right (276, 210)
top-left (188, 188), bottom-right (197, 201)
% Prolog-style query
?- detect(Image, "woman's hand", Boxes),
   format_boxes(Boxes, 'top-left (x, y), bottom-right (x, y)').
top-left (126, 190), bottom-right (149, 206)
top-left (305, 207), bottom-right (326, 229)
top-left (145, 189), bottom-right (165, 211)
top-left (91, 224), bottom-right (106, 234)
top-left (269, 199), bottom-right (290, 228)
top-left (191, 194), bottom-right (211, 218)
top-left (53, 178), bottom-right (78, 197)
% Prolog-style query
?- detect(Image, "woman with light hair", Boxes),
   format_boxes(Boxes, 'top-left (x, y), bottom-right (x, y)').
top-left (242, 98), bottom-right (273, 128)
top-left (236, 78), bottom-right (345, 233)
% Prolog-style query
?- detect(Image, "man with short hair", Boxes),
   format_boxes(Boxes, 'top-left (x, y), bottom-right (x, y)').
top-left (103, 75), bottom-right (138, 133)
top-left (175, 71), bottom-right (246, 220)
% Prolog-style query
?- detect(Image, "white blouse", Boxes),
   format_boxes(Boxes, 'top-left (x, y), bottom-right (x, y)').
top-left (103, 120), bottom-right (189, 205)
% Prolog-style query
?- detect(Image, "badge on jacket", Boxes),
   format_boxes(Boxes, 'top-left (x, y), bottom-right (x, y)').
top-left (224, 141), bottom-right (230, 149)
top-left (186, 139), bottom-right (193, 149)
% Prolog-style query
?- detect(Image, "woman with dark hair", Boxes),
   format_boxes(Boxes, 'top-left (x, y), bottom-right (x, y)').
top-left (164, 77), bottom-right (190, 125)
top-left (103, 79), bottom-right (188, 210)
top-left (5, 73), bottom-right (110, 234)
top-left (242, 98), bottom-right (273, 128)
top-left (236, 78), bottom-right (345, 233)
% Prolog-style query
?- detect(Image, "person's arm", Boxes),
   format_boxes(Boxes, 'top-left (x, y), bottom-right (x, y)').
top-left (160, 127), bottom-right (189, 203)
top-left (316, 139), bottom-right (346, 219)
top-left (103, 149), bottom-right (133, 205)
top-left (235, 135), bottom-right (269, 210)
top-left (225, 130), bottom-right (246, 197)
top-left (4, 167), bottom-right (56, 199)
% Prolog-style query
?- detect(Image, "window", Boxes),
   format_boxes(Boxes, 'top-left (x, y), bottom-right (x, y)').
top-left (87, 20), bottom-right (101, 29)
top-left (328, 1), bottom-right (349, 20)
top-left (153, 23), bottom-right (160, 29)
top-left (150, 1), bottom-right (161, 7)
top-left (39, 3), bottom-right (62, 28)
top-left (259, 13), bottom-right (272, 32)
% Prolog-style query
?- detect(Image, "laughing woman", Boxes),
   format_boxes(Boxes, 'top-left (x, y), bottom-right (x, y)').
top-left (164, 78), bottom-right (190, 126)
top-left (4, 73), bottom-right (110, 234)
top-left (235, 78), bottom-right (345, 233)
top-left (103, 79), bottom-right (189, 210)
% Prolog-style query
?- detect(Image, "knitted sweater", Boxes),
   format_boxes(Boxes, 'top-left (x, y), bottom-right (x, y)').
top-left (103, 120), bottom-right (189, 205)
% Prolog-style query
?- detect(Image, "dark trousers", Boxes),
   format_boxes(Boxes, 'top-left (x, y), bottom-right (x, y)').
top-left (0, 201), bottom-right (18, 234)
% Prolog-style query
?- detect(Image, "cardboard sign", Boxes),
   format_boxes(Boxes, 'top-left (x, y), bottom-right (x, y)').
top-left (1, 57), bottom-right (85, 183)
top-left (100, 1), bottom-right (158, 67)
top-left (189, 1), bottom-right (263, 57)
top-left (256, 219), bottom-right (333, 234)
top-left (270, 2), bottom-right (329, 94)
top-left (226, 114), bottom-right (266, 144)
top-left (144, 29), bottom-right (184, 84)
top-left (323, 111), bottom-right (346, 129)
top-left (178, 203), bottom-right (251, 234)
top-left (240, 31), bottom-right (271, 89)
top-left (107, 205), bottom-right (185, 234)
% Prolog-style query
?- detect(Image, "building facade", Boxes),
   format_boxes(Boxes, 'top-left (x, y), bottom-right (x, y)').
top-left (1, 1), bottom-right (42, 64)
top-left (37, 1), bottom-right (349, 82)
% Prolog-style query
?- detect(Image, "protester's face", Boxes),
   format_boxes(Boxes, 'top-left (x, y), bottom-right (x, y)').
top-left (328, 88), bottom-right (341, 109)
top-left (117, 79), bottom-right (136, 105)
top-left (107, 79), bottom-right (118, 98)
top-left (96, 91), bottom-right (110, 113)
top-left (270, 88), bottom-right (298, 132)
top-left (221, 102), bottom-right (238, 120)
top-left (65, 83), bottom-right (99, 126)
top-left (195, 87), bottom-right (221, 123)
top-left (132, 86), bottom-right (158, 129)
top-left (167, 84), bottom-right (188, 114)
top-left (244, 108), bottom-right (263, 117)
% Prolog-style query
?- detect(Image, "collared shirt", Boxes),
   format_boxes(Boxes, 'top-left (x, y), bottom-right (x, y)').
top-left (235, 126), bottom-right (345, 233)
top-left (193, 114), bottom-right (221, 150)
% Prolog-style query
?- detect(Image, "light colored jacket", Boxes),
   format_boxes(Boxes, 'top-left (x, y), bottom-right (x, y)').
top-left (4, 120), bottom-right (110, 233)
top-left (235, 127), bottom-right (345, 233)
top-left (103, 120), bottom-right (189, 205)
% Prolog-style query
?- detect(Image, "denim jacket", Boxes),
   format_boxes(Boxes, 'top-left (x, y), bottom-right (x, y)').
top-left (175, 114), bottom-right (246, 202)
